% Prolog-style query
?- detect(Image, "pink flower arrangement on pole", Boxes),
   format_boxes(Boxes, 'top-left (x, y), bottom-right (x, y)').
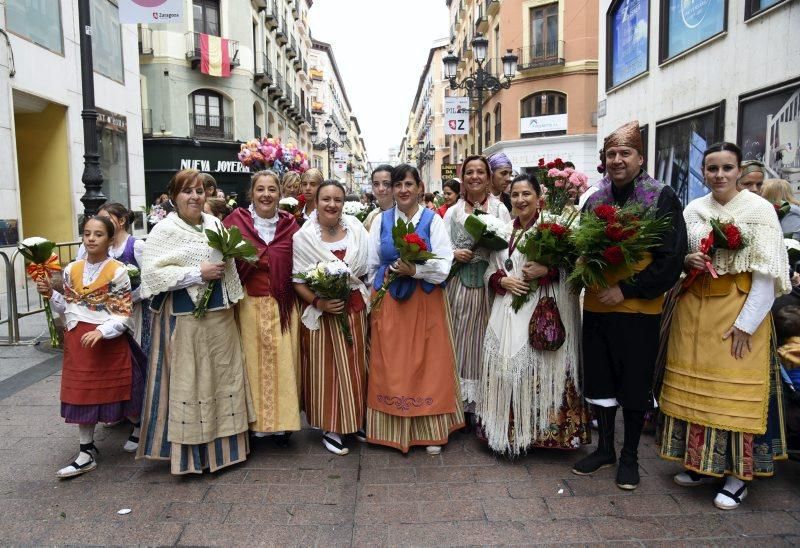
top-left (237, 137), bottom-right (309, 175)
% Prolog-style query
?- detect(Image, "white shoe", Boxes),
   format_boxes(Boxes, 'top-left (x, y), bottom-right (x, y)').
top-left (322, 432), bottom-right (349, 456)
top-left (674, 470), bottom-right (716, 487)
top-left (425, 445), bottom-right (442, 455)
top-left (714, 477), bottom-right (748, 510)
top-left (56, 444), bottom-right (98, 479)
top-left (123, 435), bottom-right (139, 453)
top-left (353, 429), bottom-right (367, 443)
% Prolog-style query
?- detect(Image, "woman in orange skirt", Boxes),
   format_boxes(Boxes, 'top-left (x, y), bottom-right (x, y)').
top-left (366, 164), bottom-right (464, 454)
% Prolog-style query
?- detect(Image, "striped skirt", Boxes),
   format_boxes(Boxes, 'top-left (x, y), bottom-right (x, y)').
top-left (300, 306), bottom-right (368, 435)
top-left (136, 296), bottom-right (251, 475)
top-left (445, 279), bottom-right (490, 409)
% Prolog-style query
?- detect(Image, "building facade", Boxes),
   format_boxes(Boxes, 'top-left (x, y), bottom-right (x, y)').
top-left (404, 39), bottom-right (450, 194)
top-left (597, 0), bottom-right (800, 203)
top-left (446, 0), bottom-right (599, 178)
top-left (308, 39), bottom-right (367, 190)
top-left (0, 0), bottom-right (145, 244)
top-left (139, 0), bottom-right (315, 203)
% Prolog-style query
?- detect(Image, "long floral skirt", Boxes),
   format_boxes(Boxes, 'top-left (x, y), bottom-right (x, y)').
top-left (446, 279), bottom-right (490, 411)
top-left (300, 307), bottom-right (368, 435)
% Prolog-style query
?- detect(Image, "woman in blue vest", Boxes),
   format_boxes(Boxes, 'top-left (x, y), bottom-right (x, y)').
top-left (365, 164), bottom-right (464, 454)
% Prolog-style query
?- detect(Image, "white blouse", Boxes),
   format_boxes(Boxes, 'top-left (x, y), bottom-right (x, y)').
top-left (367, 205), bottom-right (454, 286)
top-left (250, 205), bottom-right (279, 244)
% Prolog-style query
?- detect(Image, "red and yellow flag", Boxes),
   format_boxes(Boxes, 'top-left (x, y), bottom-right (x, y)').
top-left (200, 33), bottom-right (231, 77)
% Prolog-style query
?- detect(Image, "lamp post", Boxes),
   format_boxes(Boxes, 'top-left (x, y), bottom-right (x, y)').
top-left (77, 0), bottom-right (106, 222)
top-left (442, 34), bottom-right (517, 155)
top-left (310, 119), bottom-right (348, 180)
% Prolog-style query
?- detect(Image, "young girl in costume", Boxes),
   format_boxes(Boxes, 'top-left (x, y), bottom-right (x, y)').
top-left (36, 216), bottom-right (145, 478)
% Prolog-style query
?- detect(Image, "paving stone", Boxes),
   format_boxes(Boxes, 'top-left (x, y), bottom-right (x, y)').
top-left (724, 510), bottom-right (800, 536)
top-left (448, 481), bottom-right (513, 500)
top-left (506, 477), bottom-right (571, 499)
top-left (545, 495), bottom-right (620, 518)
top-left (591, 515), bottom-right (674, 541)
top-left (520, 517), bottom-right (601, 543)
top-left (223, 503), bottom-right (292, 525)
top-left (481, 496), bottom-right (549, 521)
top-left (354, 501), bottom-right (419, 524)
top-left (204, 483), bottom-right (271, 503)
top-left (178, 522), bottom-right (254, 546)
top-left (387, 520), bottom-right (529, 546)
top-left (161, 501), bottom-right (232, 524)
top-left (654, 513), bottom-right (736, 539)
top-left (358, 466), bottom-right (417, 484)
top-left (351, 523), bottom-right (388, 546)
top-left (286, 502), bottom-right (355, 525)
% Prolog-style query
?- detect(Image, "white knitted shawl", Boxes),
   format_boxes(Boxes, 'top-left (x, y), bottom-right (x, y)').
top-left (292, 211), bottom-right (371, 330)
top-left (684, 191), bottom-right (790, 295)
top-left (140, 212), bottom-right (244, 306)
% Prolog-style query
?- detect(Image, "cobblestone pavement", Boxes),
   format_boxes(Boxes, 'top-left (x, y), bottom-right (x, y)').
top-left (1, 371), bottom-right (799, 546)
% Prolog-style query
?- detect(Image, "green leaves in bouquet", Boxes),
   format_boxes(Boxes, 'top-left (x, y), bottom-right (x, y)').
top-left (18, 238), bottom-right (56, 264)
top-left (464, 211), bottom-right (508, 251)
top-left (392, 218), bottom-right (438, 262)
top-left (205, 225), bottom-right (258, 263)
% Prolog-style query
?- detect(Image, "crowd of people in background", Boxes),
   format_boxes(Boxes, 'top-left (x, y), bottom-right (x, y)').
top-left (39, 120), bottom-right (799, 512)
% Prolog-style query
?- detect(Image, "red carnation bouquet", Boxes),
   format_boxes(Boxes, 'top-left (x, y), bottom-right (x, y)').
top-left (370, 218), bottom-right (440, 311)
top-left (510, 212), bottom-right (577, 312)
top-left (567, 203), bottom-right (670, 290)
top-left (681, 218), bottom-right (748, 291)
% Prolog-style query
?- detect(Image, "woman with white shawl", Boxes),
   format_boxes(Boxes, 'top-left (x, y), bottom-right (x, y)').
top-left (293, 180), bottom-right (370, 456)
top-left (477, 174), bottom-right (591, 456)
top-left (137, 169), bottom-right (254, 475)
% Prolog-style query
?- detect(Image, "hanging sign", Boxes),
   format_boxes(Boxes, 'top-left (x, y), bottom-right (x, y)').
top-left (119, 0), bottom-right (183, 24)
top-left (444, 97), bottom-right (470, 135)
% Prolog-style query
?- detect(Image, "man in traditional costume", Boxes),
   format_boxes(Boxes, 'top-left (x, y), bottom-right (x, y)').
top-left (572, 121), bottom-right (687, 490)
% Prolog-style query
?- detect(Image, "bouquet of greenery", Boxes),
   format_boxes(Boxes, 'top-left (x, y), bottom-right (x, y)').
top-left (371, 218), bottom-right (440, 311)
top-left (567, 203), bottom-right (670, 291)
top-left (18, 237), bottom-right (62, 348)
top-left (511, 212), bottom-right (577, 312)
top-left (448, 210), bottom-right (509, 279)
top-left (343, 201), bottom-right (373, 223)
top-left (194, 225), bottom-right (258, 318)
top-left (125, 265), bottom-right (141, 289)
top-left (296, 259), bottom-right (354, 344)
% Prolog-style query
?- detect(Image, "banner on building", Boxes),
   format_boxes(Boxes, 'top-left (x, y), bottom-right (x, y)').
top-left (441, 163), bottom-right (459, 181)
top-left (201, 34), bottom-right (232, 77)
top-left (520, 114), bottom-right (568, 135)
top-left (119, 0), bottom-right (183, 24)
top-left (444, 97), bottom-right (470, 135)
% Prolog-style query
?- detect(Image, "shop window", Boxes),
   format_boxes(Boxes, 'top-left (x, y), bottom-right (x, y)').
top-left (191, 90), bottom-right (228, 139)
top-left (745, 0), bottom-right (787, 19)
top-left (97, 110), bottom-right (129, 207)
top-left (738, 79), bottom-right (800, 180)
top-left (520, 91), bottom-right (567, 138)
top-left (6, 0), bottom-right (64, 54)
top-left (606, 0), bottom-right (649, 89)
top-left (193, 0), bottom-right (220, 36)
top-left (91, 0), bottom-right (124, 83)
top-left (659, 0), bottom-right (727, 63)
top-left (655, 102), bottom-right (725, 205)
top-left (494, 104), bottom-right (501, 142)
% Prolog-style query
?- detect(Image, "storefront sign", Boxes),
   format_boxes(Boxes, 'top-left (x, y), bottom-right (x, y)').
top-left (610, 0), bottom-right (648, 88)
top-left (179, 158), bottom-right (248, 173)
top-left (520, 114), bottom-right (568, 135)
top-left (444, 97), bottom-right (470, 135)
top-left (441, 163), bottom-right (459, 180)
top-left (96, 108), bottom-right (127, 132)
top-left (666, 0), bottom-right (724, 59)
top-left (119, 0), bottom-right (183, 24)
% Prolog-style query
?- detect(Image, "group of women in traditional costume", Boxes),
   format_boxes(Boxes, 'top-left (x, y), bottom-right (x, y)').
top-left (41, 136), bottom-right (792, 512)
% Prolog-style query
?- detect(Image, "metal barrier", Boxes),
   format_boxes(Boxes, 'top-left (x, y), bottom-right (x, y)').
top-left (1, 240), bottom-right (82, 345)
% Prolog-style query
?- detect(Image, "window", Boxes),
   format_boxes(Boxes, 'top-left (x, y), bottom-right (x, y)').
top-left (191, 90), bottom-right (225, 138)
top-left (659, 0), bottom-right (726, 62)
top-left (193, 0), bottom-right (220, 35)
top-left (745, 0), bottom-right (786, 19)
top-left (91, 0), bottom-right (124, 82)
top-left (494, 104), bottom-right (501, 142)
top-left (6, 0), bottom-right (64, 54)
top-left (484, 113), bottom-right (491, 147)
top-left (493, 24), bottom-right (500, 58)
top-left (738, 79), bottom-right (800, 178)
top-left (97, 109), bottom-right (129, 207)
top-left (606, 0), bottom-right (649, 89)
top-left (530, 3), bottom-right (558, 58)
top-left (655, 102), bottom-right (725, 205)
top-left (520, 92), bottom-right (567, 137)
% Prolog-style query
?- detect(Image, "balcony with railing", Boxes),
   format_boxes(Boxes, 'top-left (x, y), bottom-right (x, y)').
top-left (276, 18), bottom-right (288, 45)
top-left (142, 109), bottom-right (152, 136)
top-left (264, 0), bottom-right (277, 28)
top-left (517, 40), bottom-right (565, 70)
top-left (311, 100), bottom-right (324, 115)
top-left (301, 58), bottom-right (308, 75)
top-left (185, 32), bottom-right (240, 69)
top-left (293, 94), bottom-right (302, 121)
top-left (485, 0), bottom-right (500, 17)
top-left (189, 113), bottom-right (233, 141)
top-left (310, 67), bottom-right (323, 80)
top-left (294, 52), bottom-right (303, 73)
top-left (475, 4), bottom-right (487, 33)
top-left (291, 0), bottom-right (299, 19)
top-left (286, 39), bottom-right (297, 60)
top-left (138, 27), bottom-right (153, 55)
top-left (270, 72), bottom-right (284, 99)
top-left (284, 81), bottom-right (293, 108)
top-left (255, 53), bottom-right (273, 88)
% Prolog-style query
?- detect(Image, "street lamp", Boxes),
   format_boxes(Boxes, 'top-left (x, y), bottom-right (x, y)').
top-left (311, 119), bottom-right (348, 179)
top-left (443, 33), bottom-right (517, 155)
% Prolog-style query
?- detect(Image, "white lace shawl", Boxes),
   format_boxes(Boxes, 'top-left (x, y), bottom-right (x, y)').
top-left (684, 191), bottom-right (790, 295)
top-left (477, 223), bottom-right (581, 456)
top-left (140, 212), bottom-right (244, 307)
top-left (444, 194), bottom-right (512, 263)
top-left (292, 211), bottom-right (371, 330)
